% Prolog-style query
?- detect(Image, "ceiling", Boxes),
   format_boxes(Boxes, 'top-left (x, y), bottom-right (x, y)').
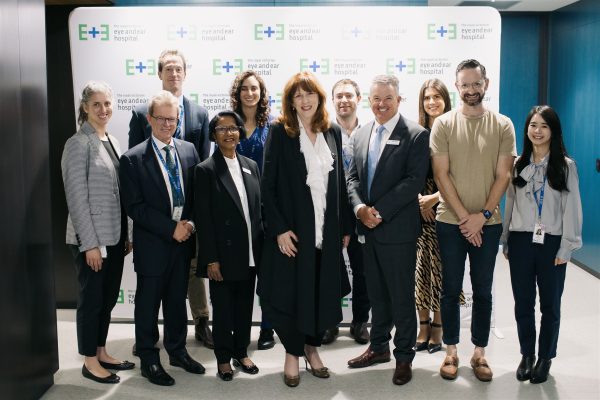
top-left (428, 0), bottom-right (580, 12)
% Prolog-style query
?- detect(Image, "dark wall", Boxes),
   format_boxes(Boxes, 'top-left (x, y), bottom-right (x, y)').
top-left (47, 5), bottom-right (79, 307)
top-left (0, 0), bottom-right (59, 398)
top-left (548, 0), bottom-right (600, 273)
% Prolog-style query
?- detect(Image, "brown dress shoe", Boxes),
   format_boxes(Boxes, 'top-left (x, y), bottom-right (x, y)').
top-left (392, 361), bottom-right (412, 385)
top-left (440, 355), bottom-right (459, 380)
top-left (347, 347), bottom-right (391, 368)
top-left (470, 356), bottom-right (493, 382)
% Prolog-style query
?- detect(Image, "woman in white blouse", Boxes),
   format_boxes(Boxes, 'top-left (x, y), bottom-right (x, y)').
top-left (258, 71), bottom-right (352, 387)
top-left (502, 105), bottom-right (582, 384)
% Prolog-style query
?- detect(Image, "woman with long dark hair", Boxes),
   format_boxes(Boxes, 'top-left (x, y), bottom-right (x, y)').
top-left (502, 105), bottom-right (582, 384)
top-left (413, 79), bottom-right (452, 354)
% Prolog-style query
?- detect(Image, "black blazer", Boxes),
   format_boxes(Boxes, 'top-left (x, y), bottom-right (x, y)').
top-left (119, 137), bottom-right (200, 276)
top-left (194, 149), bottom-right (263, 281)
top-left (128, 95), bottom-right (210, 161)
top-left (347, 114), bottom-right (429, 243)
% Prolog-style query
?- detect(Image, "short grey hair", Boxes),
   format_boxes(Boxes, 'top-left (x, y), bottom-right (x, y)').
top-left (148, 90), bottom-right (179, 117)
top-left (371, 75), bottom-right (399, 95)
top-left (77, 81), bottom-right (113, 127)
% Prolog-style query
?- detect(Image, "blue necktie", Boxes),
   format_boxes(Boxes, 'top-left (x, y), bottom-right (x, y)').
top-left (163, 145), bottom-right (184, 207)
top-left (367, 125), bottom-right (386, 198)
top-left (174, 107), bottom-right (184, 139)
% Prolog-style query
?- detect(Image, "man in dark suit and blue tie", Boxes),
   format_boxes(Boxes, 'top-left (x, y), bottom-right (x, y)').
top-left (120, 91), bottom-right (203, 386)
top-left (346, 75), bottom-right (429, 386)
top-left (128, 49), bottom-right (214, 350)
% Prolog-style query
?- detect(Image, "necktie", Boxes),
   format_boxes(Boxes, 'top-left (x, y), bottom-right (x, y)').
top-left (163, 145), bottom-right (184, 207)
top-left (174, 106), bottom-right (184, 139)
top-left (367, 124), bottom-right (386, 198)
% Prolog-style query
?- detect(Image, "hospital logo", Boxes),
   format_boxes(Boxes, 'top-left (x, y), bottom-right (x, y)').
top-left (385, 58), bottom-right (416, 74)
top-left (212, 59), bottom-right (244, 75)
top-left (78, 24), bottom-right (109, 41)
top-left (125, 59), bottom-right (157, 76)
top-left (427, 24), bottom-right (457, 40)
top-left (299, 58), bottom-right (330, 74)
top-left (167, 25), bottom-right (198, 40)
top-left (268, 93), bottom-right (283, 110)
top-left (254, 24), bottom-right (285, 40)
top-left (341, 26), bottom-right (370, 40)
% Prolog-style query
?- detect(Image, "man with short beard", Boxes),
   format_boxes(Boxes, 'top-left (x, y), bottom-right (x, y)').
top-left (430, 59), bottom-right (516, 382)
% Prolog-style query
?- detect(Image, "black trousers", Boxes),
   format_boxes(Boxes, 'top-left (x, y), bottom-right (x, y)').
top-left (362, 238), bottom-right (417, 363)
top-left (508, 232), bottom-right (566, 359)
top-left (135, 245), bottom-right (190, 365)
top-left (274, 249), bottom-right (324, 357)
top-left (347, 233), bottom-right (371, 323)
top-left (209, 269), bottom-right (256, 364)
top-left (71, 236), bottom-right (125, 357)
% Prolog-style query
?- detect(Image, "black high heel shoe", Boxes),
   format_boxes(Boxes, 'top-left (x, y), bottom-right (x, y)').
top-left (233, 358), bottom-right (259, 374)
top-left (304, 356), bottom-right (330, 378)
top-left (427, 322), bottom-right (443, 353)
top-left (413, 319), bottom-right (431, 351)
top-left (516, 355), bottom-right (536, 381)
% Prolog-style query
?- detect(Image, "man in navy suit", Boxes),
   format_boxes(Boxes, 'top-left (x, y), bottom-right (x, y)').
top-left (129, 49), bottom-right (213, 350)
top-left (346, 75), bottom-right (429, 386)
top-left (120, 91), bottom-right (203, 386)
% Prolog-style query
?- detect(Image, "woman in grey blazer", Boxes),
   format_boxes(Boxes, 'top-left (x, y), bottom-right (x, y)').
top-left (61, 81), bottom-right (134, 384)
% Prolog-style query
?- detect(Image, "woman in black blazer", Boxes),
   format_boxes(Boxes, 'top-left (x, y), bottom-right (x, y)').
top-left (258, 71), bottom-right (352, 387)
top-left (194, 111), bottom-right (263, 381)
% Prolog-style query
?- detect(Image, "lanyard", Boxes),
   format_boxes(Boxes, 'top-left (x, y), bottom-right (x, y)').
top-left (151, 139), bottom-right (183, 199)
top-left (532, 175), bottom-right (546, 220)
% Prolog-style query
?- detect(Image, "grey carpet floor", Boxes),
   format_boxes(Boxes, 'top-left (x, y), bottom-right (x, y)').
top-left (43, 253), bottom-right (599, 400)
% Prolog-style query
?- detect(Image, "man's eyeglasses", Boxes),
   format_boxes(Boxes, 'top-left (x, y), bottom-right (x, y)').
top-left (457, 80), bottom-right (485, 91)
top-left (214, 126), bottom-right (241, 134)
top-left (151, 115), bottom-right (179, 125)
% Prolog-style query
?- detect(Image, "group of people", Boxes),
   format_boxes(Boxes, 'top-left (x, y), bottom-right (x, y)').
top-left (61, 49), bottom-right (582, 390)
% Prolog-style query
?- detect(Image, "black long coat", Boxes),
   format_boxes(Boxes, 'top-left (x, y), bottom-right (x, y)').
top-left (257, 122), bottom-right (352, 336)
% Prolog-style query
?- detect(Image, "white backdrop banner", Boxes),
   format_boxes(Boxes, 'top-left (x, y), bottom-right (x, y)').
top-left (69, 6), bottom-right (501, 323)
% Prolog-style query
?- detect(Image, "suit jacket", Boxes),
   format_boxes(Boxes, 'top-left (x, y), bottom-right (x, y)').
top-left (119, 137), bottom-right (200, 276)
top-left (62, 121), bottom-right (122, 252)
top-left (128, 95), bottom-right (210, 161)
top-left (194, 149), bottom-right (263, 280)
top-left (347, 114), bottom-right (429, 243)
top-left (258, 122), bottom-right (352, 335)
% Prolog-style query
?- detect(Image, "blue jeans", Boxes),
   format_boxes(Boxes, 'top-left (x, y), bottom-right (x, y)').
top-left (436, 221), bottom-right (502, 347)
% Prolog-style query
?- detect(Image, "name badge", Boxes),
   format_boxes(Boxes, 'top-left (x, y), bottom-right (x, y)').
top-left (387, 139), bottom-right (400, 146)
top-left (172, 206), bottom-right (183, 222)
top-left (532, 222), bottom-right (545, 244)
top-left (242, 167), bottom-right (251, 175)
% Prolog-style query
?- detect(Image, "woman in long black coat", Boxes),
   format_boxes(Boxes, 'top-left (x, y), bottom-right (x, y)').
top-left (258, 71), bottom-right (352, 387)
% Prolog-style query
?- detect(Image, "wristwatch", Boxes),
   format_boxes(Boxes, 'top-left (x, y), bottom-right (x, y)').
top-left (480, 209), bottom-right (492, 220)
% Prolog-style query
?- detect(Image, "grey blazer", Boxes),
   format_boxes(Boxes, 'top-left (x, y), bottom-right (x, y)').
top-left (62, 121), bottom-right (123, 252)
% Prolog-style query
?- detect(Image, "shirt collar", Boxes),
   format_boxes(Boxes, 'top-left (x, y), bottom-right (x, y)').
top-left (151, 134), bottom-right (173, 150)
top-left (377, 113), bottom-right (400, 133)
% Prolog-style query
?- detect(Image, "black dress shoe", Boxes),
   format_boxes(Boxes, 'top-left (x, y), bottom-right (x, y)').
top-left (217, 368), bottom-right (234, 381)
top-left (195, 318), bottom-right (214, 349)
top-left (100, 360), bottom-right (136, 371)
top-left (516, 355), bottom-right (536, 381)
top-left (132, 343), bottom-right (138, 357)
top-left (393, 361), bottom-right (412, 385)
top-left (169, 353), bottom-right (206, 374)
top-left (530, 358), bottom-right (551, 384)
top-left (233, 358), bottom-right (259, 374)
top-left (82, 365), bottom-right (120, 384)
top-left (350, 322), bottom-right (370, 345)
top-left (322, 327), bottom-right (339, 345)
top-left (258, 328), bottom-right (276, 350)
top-left (141, 362), bottom-right (175, 386)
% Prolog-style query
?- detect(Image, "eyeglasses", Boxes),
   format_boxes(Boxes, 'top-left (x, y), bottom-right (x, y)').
top-left (214, 126), bottom-right (241, 134)
top-left (151, 115), bottom-right (179, 125)
top-left (457, 80), bottom-right (485, 91)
